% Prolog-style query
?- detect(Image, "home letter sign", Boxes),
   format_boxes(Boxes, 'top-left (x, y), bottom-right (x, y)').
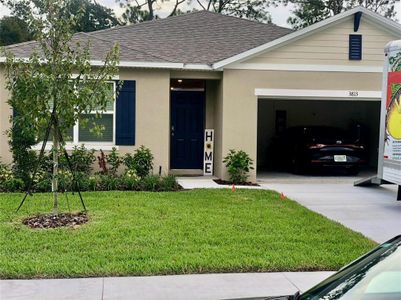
top-left (204, 129), bottom-right (214, 175)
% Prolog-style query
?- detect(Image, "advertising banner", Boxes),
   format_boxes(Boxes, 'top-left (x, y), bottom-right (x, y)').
top-left (382, 46), bottom-right (401, 185)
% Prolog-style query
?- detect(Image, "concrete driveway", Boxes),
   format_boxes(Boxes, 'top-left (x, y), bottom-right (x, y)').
top-left (259, 178), bottom-right (401, 243)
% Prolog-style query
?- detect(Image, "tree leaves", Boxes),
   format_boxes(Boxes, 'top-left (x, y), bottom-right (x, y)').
top-left (282, 0), bottom-right (399, 29)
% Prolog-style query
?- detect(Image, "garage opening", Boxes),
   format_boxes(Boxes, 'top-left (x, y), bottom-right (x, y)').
top-left (257, 99), bottom-right (381, 175)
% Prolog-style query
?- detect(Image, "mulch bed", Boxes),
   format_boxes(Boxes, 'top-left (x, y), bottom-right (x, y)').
top-left (22, 212), bottom-right (89, 229)
top-left (213, 179), bottom-right (260, 187)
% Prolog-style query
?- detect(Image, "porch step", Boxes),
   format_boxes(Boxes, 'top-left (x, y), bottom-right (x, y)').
top-left (170, 169), bottom-right (204, 176)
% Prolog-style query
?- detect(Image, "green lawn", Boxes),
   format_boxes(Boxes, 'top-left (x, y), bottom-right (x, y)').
top-left (0, 189), bottom-right (376, 279)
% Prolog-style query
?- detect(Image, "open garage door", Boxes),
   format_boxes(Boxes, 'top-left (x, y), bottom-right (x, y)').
top-left (257, 98), bottom-right (381, 175)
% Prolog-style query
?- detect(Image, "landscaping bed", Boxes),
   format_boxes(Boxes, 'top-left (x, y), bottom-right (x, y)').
top-left (213, 179), bottom-right (260, 186)
top-left (22, 212), bottom-right (89, 229)
top-left (0, 189), bottom-right (376, 279)
top-left (0, 146), bottom-right (181, 193)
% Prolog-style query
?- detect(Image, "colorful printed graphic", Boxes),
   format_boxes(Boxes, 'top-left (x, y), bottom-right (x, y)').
top-left (384, 52), bottom-right (401, 171)
top-left (382, 43), bottom-right (401, 186)
top-left (386, 73), bottom-right (401, 140)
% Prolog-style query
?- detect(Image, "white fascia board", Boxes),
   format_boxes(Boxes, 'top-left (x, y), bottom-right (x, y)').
top-left (227, 63), bottom-right (383, 73)
top-left (182, 63), bottom-right (214, 70)
top-left (105, 60), bottom-right (213, 70)
top-left (0, 57), bottom-right (213, 71)
top-left (255, 88), bottom-right (381, 101)
top-left (213, 6), bottom-right (401, 70)
top-left (358, 8), bottom-right (401, 36)
top-left (91, 60), bottom-right (184, 69)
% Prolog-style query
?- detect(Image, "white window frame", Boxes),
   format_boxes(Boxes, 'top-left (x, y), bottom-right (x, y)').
top-left (32, 80), bottom-right (118, 151)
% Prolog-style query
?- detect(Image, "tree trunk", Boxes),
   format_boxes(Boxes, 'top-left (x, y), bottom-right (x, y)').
top-left (52, 123), bottom-right (59, 215)
top-left (147, 0), bottom-right (154, 20)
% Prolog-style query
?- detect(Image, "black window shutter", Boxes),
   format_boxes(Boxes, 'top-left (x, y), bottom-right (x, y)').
top-left (116, 80), bottom-right (136, 145)
top-left (349, 34), bottom-right (362, 60)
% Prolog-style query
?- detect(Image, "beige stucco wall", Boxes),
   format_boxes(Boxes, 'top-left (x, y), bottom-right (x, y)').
top-left (0, 66), bottom-right (222, 176)
top-left (116, 68), bottom-right (171, 174)
top-left (206, 79), bottom-right (223, 176)
top-left (0, 67), bottom-right (12, 164)
top-left (218, 69), bottom-right (384, 181)
top-left (0, 67), bottom-right (172, 174)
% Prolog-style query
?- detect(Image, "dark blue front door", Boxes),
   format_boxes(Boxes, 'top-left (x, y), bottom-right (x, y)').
top-left (171, 91), bottom-right (205, 169)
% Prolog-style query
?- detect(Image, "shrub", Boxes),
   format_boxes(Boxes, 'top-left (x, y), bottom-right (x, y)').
top-left (119, 174), bottom-right (139, 191)
top-left (8, 113), bottom-right (38, 187)
top-left (57, 170), bottom-right (73, 192)
top-left (61, 145), bottom-right (95, 175)
top-left (87, 175), bottom-right (100, 191)
top-left (137, 175), bottom-right (181, 192)
top-left (106, 147), bottom-right (122, 176)
top-left (97, 150), bottom-right (108, 174)
top-left (0, 161), bottom-right (24, 192)
top-left (34, 170), bottom-right (52, 192)
top-left (138, 175), bottom-right (160, 191)
top-left (98, 174), bottom-right (120, 191)
top-left (160, 175), bottom-right (180, 191)
top-left (0, 161), bottom-right (12, 182)
top-left (0, 154), bottom-right (180, 192)
top-left (124, 146), bottom-right (154, 178)
top-left (223, 149), bottom-right (254, 184)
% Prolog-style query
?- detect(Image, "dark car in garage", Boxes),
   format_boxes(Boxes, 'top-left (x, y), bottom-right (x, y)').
top-left (271, 126), bottom-right (367, 174)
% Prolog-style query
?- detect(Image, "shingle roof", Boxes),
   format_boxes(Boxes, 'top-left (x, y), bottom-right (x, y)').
top-left (5, 10), bottom-right (292, 65)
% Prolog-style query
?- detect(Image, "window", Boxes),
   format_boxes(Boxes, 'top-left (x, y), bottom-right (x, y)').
top-left (349, 34), bottom-right (362, 60)
top-left (37, 81), bottom-right (116, 149)
top-left (77, 82), bottom-right (115, 144)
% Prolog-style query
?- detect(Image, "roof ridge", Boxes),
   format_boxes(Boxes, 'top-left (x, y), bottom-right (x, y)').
top-left (81, 9), bottom-right (290, 37)
top-left (81, 10), bottom-right (211, 36)
top-left (194, 9), bottom-right (291, 30)
top-left (3, 39), bottom-right (38, 50)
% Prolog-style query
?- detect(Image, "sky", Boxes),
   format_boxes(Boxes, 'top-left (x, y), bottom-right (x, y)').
top-left (98, 0), bottom-right (295, 27)
top-left (0, 1), bottom-right (400, 28)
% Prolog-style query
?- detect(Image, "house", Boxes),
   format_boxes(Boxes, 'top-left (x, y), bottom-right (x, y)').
top-left (1, 6), bottom-right (401, 181)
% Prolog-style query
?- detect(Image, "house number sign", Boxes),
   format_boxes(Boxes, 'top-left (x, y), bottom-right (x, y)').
top-left (204, 129), bottom-right (214, 175)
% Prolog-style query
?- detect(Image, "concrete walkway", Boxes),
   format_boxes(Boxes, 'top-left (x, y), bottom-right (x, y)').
top-left (0, 272), bottom-right (334, 300)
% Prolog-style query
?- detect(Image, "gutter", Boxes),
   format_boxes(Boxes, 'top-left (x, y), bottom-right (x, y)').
top-left (0, 57), bottom-right (215, 71)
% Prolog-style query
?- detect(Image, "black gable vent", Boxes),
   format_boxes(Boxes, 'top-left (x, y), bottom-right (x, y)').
top-left (349, 34), bottom-right (362, 60)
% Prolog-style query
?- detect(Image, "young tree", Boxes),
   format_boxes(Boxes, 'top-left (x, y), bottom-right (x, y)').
top-left (281, 0), bottom-right (400, 29)
top-left (2, 0), bottom-right (120, 214)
